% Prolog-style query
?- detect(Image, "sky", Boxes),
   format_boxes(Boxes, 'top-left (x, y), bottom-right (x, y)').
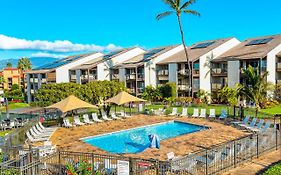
top-left (0, 0), bottom-right (280, 60)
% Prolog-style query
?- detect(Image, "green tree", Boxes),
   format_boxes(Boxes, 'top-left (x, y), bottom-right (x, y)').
top-left (142, 85), bottom-right (162, 102)
top-left (6, 62), bottom-right (12, 68)
top-left (159, 82), bottom-right (177, 99)
top-left (156, 0), bottom-right (200, 97)
top-left (197, 89), bottom-right (210, 104)
top-left (17, 57), bottom-right (32, 70)
top-left (240, 66), bottom-right (273, 116)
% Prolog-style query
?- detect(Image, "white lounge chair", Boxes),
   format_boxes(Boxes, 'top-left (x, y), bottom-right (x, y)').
top-left (111, 113), bottom-right (122, 120)
top-left (168, 108), bottom-right (178, 116)
top-left (74, 116), bottom-right (85, 126)
top-left (29, 128), bottom-right (49, 139)
top-left (92, 113), bottom-right (103, 122)
top-left (120, 110), bottom-right (131, 118)
top-left (35, 124), bottom-right (53, 134)
top-left (35, 141), bottom-right (57, 157)
top-left (26, 131), bottom-right (48, 142)
top-left (199, 109), bottom-right (206, 118)
top-left (167, 152), bottom-right (179, 161)
top-left (192, 109), bottom-right (199, 117)
top-left (32, 126), bottom-right (50, 137)
top-left (102, 113), bottom-right (112, 121)
top-left (83, 114), bottom-right (94, 124)
top-left (180, 108), bottom-right (188, 117)
top-left (38, 122), bottom-right (57, 132)
top-left (63, 118), bottom-right (74, 128)
top-left (209, 109), bottom-right (216, 118)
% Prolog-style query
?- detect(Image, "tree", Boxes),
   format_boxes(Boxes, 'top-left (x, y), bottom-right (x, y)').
top-left (240, 66), bottom-right (273, 116)
top-left (156, 0), bottom-right (200, 97)
top-left (142, 85), bottom-right (162, 102)
top-left (17, 57), bottom-right (32, 70)
top-left (6, 62), bottom-right (12, 68)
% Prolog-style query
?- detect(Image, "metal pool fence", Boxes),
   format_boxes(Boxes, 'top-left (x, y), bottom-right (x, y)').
top-left (0, 129), bottom-right (280, 175)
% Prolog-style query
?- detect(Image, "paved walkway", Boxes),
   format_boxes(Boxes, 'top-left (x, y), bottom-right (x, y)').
top-left (223, 148), bottom-right (281, 175)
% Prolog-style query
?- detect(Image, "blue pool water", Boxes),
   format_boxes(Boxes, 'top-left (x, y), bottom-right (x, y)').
top-left (82, 121), bottom-right (205, 154)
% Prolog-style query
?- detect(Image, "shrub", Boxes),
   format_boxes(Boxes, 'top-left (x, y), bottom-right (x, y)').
top-left (159, 82), bottom-right (177, 99)
top-left (262, 162), bottom-right (281, 175)
top-left (274, 85), bottom-right (281, 102)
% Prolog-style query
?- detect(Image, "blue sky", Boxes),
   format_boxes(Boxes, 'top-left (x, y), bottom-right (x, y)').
top-left (0, 0), bottom-right (280, 60)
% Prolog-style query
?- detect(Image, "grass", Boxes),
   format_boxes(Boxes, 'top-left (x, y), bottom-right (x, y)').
top-left (0, 102), bottom-right (30, 112)
top-left (261, 105), bottom-right (281, 115)
top-left (262, 162), bottom-right (281, 175)
top-left (0, 130), bottom-right (12, 137)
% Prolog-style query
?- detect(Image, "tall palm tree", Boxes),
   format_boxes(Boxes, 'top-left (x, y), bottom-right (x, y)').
top-left (240, 66), bottom-right (273, 116)
top-left (156, 0), bottom-right (200, 97)
top-left (6, 62), bottom-right (12, 68)
top-left (17, 57), bottom-right (32, 70)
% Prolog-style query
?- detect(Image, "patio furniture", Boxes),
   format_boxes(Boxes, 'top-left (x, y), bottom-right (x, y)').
top-left (168, 108), bottom-right (178, 116)
top-left (209, 109), bottom-right (216, 118)
top-left (74, 116), bottom-right (85, 126)
top-left (92, 113), bottom-right (103, 122)
top-left (63, 118), bottom-right (74, 128)
top-left (102, 113), bottom-right (113, 121)
top-left (111, 112), bottom-right (122, 120)
top-left (247, 119), bottom-right (264, 131)
top-left (83, 114), bottom-right (94, 124)
top-left (199, 109), bottom-right (206, 118)
top-left (192, 108), bottom-right (199, 117)
top-left (219, 109), bottom-right (227, 119)
top-left (239, 118), bottom-right (257, 129)
top-left (232, 116), bottom-right (250, 125)
top-left (26, 131), bottom-right (48, 143)
top-left (259, 121), bottom-right (271, 133)
top-left (180, 108), bottom-right (188, 117)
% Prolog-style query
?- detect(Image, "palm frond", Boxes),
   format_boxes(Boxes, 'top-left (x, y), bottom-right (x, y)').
top-left (156, 11), bottom-right (174, 20)
top-left (180, 0), bottom-right (196, 10)
top-left (175, 0), bottom-right (181, 7)
top-left (183, 9), bottom-right (201, 16)
top-left (161, 0), bottom-right (177, 9)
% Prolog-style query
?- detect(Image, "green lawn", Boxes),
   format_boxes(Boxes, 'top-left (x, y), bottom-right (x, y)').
top-left (0, 130), bottom-right (12, 137)
top-left (262, 162), bottom-right (281, 175)
top-left (260, 105), bottom-right (281, 115)
top-left (0, 102), bottom-right (30, 112)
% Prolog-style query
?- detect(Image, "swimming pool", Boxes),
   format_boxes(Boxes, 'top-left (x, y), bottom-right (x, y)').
top-left (81, 121), bottom-right (206, 154)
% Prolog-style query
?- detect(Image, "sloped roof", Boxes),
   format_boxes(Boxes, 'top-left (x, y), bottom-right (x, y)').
top-left (71, 48), bottom-right (136, 70)
top-left (113, 45), bottom-right (180, 68)
top-left (215, 34), bottom-right (281, 61)
top-left (158, 38), bottom-right (234, 64)
top-left (277, 51), bottom-right (281, 57)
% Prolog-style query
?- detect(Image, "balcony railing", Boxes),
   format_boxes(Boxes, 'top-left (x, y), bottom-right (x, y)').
top-left (137, 87), bottom-right (144, 93)
top-left (178, 69), bottom-right (189, 76)
top-left (129, 88), bottom-right (136, 93)
top-left (178, 84), bottom-right (189, 91)
top-left (112, 74), bottom-right (119, 79)
top-left (193, 84), bottom-right (200, 91)
top-left (211, 83), bottom-right (223, 91)
top-left (211, 68), bottom-right (227, 76)
top-left (41, 79), bottom-right (47, 83)
top-left (137, 74), bottom-right (144, 81)
top-left (277, 80), bottom-right (281, 85)
top-left (70, 75), bottom-right (76, 80)
top-left (157, 70), bottom-right (168, 76)
top-left (193, 70), bottom-right (200, 76)
top-left (29, 78), bottom-right (34, 83)
top-left (126, 74), bottom-right (136, 80)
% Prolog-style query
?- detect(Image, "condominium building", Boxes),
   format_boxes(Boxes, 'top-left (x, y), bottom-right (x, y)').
top-left (157, 38), bottom-right (240, 97)
top-left (0, 68), bottom-right (25, 90)
top-left (69, 47), bottom-right (145, 84)
top-left (213, 34), bottom-right (281, 92)
top-left (111, 45), bottom-right (184, 96)
top-left (25, 52), bottom-right (103, 102)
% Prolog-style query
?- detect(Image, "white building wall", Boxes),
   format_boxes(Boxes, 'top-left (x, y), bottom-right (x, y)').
top-left (168, 63), bottom-right (178, 83)
top-left (97, 63), bottom-right (110, 80)
top-left (200, 38), bottom-right (241, 92)
top-left (267, 44), bottom-right (281, 85)
top-left (55, 53), bottom-right (103, 83)
top-left (228, 61), bottom-right (240, 87)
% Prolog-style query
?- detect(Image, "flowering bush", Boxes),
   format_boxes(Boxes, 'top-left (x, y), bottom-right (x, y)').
top-left (65, 159), bottom-right (100, 175)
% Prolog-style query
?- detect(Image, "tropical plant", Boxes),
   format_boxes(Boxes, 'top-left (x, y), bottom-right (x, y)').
top-left (6, 62), bottom-right (12, 68)
top-left (142, 85), bottom-right (162, 102)
top-left (274, 84), bottom-right (281, 102)
top-left (65, 159), bottom-right (96, 175)
top-left (17, 57), bottom-right (32, 70)
top-left (4, 84), bottom-right (24, 101)
top-left (159, 82), bottom-right (177, 99)
top-left (197, 89), bottom-right (210, 104)
top-left (240, 66), bottom-right (274, 116)
top-left (156, 0), bottom-right (200, 97)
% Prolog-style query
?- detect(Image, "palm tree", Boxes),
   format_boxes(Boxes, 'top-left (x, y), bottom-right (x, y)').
top-left (6, 62), bottom-right (12, 68)
top-left (17, 57), bottom-right (32, 70)
top-left (156, 0), bottom-right (200, 97)
top-left (240, 66), bottom-right (273, 116)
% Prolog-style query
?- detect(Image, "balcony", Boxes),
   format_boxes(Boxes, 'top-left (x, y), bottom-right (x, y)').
top-left (137, 74), bottom-right (144, 81)
top-left (193, 70), bottom-right (200, 77)
top-left (137, 87), bottom-right (144, 94)
top-left (211, 83), bottom-right (223, 91)
top-left (30, 89), bottom-right (35, 94)
top-left (178, 69), bottom-right (189, 76)
top-left (112, 74), bottom-right (119, 80)
top-left (126, 74), bottom-right (136, 80)
top-left (193, 84), bottom-right (200, 91)
top-left (70, 75), bottom-right (76, 80)
top-left (129, 88), bottom-right (136, 94)
top-left (277, 80), bottom-right (281, 85)
top-left (29, 78), bottom-right (34, 83)
top-left (157, 70), bottom-right (168, 76)
top-left (178, 84), bottom-right (189, 91)
top-left (277, 63), bottom-right (281, 72)
top-left (41, 79), bottom-right (47, 83)
top-left (211, 68), bottom-right (227, 76)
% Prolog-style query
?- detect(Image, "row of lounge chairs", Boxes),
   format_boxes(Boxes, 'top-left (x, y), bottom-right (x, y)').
top-left (26, 122), bottom-right (57, 142)
top-left (63, 111), bottom-right (129, 128)
top-left (233, 116), bottom-right (272, 132)
top-left (167, 108), bottom-right (227, 119)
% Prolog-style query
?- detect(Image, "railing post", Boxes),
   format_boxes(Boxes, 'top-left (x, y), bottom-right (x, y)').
top-left (256, 134), bottom-right (259, 158)
top-left (234, 141), bottom-right (236, 168)
top-left (205, 149), bottom-right (208, 175)
top-left (129, 157), bottom-right (133, 175)
top-left (91, 153), bottom-right (95, 174)
top-left (155, 160), bottom-right (159, 175)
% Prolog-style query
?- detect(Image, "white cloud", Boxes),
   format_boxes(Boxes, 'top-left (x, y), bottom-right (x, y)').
top-left (0, 34), bottom-right (122, 52)
top-left (30, 52), bottom-right (67, 58)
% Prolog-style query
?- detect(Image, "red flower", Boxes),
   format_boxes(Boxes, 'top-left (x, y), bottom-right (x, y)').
top-left (87, 167), bottom-right (92, 171)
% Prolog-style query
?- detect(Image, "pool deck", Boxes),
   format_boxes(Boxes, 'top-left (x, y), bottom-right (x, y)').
top-left (50, 115), bottom-right (248, 161)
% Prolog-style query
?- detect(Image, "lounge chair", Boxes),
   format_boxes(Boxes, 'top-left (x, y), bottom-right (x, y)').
top-left (168, 108), bottom-right (178, 116)
top-left (26, 131), bottom-right (48, 142)
top-left (92, 113), bottom-right (103, 122)
top-left (192, 108), bottom-right (199, 117)
top-left (180, 108), bottom-right (188, 117)
top-left (247, 119), bottom-right (264, 131)
top-left (63, 118), bottom-right (74, 128)
top-left (167, 152), bottom-right (179, 161)
top-left (102, 113), bottom-right (113, 121)
top-left (233, 116), bottom-right (250, 125)
top-left (38, 122), bottom-right (57, 132)
top-left (120, 110), bottom-right (131, 118)
top-left (259, 121), bottom-right (271, 133)
top-left (209, 109), bottom-right (216, 118)
top-left (35, 141), bottom-right (57, 157)
top-left (32, 126), bottom-right (50, 137)
top-left (199, 109), bottom-right (206, 118)
top-left (83, 114), bottom-right (94, 124)
top-left (219, 109), bottom-right (227, 119)
top-left (29, 128), bottom-right (49, 139)
top-left (111, 113), bottom-right (122, 120)
top-left (35, 124), bottom-right (53, 134)
top-left (74, 116), bottom-right (85, 126)
top-left (240, 118), bottom-right (257, 129)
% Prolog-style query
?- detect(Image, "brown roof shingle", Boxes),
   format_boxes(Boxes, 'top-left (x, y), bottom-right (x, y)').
top-left (158, 38), bottom-right (234, 64)
top-left (215, 34), bottom-right (281, 61)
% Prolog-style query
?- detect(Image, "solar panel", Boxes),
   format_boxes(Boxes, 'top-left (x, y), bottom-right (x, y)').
top-left (143, 48), bottom-right (165, 59)
top-left (103, 51), bottom-right (122, 59)
top-left (65, 56), bottom-right (81, 62)
top-left (192, 42), bottom-right (215, 49)
top-left (246, 37), bottom-right (273, 46)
